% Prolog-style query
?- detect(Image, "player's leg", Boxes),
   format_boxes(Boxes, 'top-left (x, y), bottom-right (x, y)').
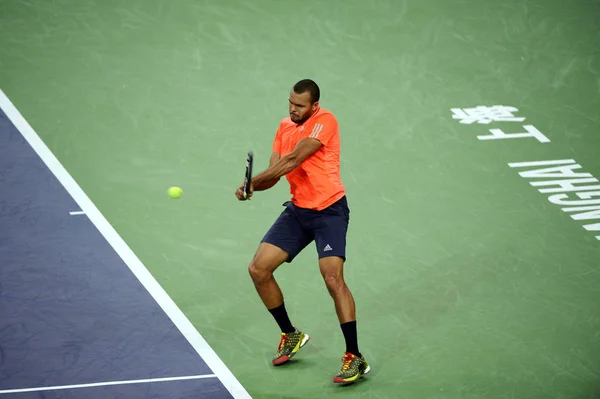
top-left (318, 256), bottom-right (369, 383)
top-left (250, 202), bottom-right (312, 365)
top-left (318, 256), bottom-right (356, 336)
top-left (310, 197), bottom-right (370, 383)
top-left (248, 242), bottom-right (290, 321)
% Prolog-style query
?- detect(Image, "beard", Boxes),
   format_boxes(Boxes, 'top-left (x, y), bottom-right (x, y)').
top-left (290, 112), bottom-right (309, 125)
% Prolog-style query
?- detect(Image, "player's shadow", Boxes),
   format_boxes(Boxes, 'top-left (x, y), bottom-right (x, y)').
top-left (333, 376), bottom-right (370, 389)
top-left (275, 358), bottom-right (371, 390)
top-left (273, 357), bottom-right (313, 369)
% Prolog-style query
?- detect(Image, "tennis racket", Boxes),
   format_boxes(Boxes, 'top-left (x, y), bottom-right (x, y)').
top-left (243, 151), bottom-right (253, 199)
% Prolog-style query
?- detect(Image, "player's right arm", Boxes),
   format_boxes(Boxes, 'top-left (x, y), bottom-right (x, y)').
top-left (235, 151), bottom-right (279, 200)
top-left (253, 122), bottom-right (284, 192)
top-left (235, 123), bottom-right (284, 200)
top-left (253, 151), bottom-right (281, 191)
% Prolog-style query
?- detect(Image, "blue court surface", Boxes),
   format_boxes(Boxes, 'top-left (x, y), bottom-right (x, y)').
top-left (0, 92), bottom-right (251, 398)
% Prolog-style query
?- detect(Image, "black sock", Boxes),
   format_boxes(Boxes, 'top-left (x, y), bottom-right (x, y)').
top-left (268, 303), bottom-right (295, 333)
top-left (340, 321), bottom-right (361, 357)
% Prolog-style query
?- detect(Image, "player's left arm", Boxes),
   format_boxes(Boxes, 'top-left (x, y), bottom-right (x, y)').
top-left (251, 138), bottom-right (322, 188)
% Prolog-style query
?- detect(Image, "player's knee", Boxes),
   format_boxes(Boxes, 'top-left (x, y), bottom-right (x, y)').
top-left (248, 261), bottom-right (270, 284)
top-left (248, 243), bottom-right (287, 284)
top-left (248, 254), bottom-right (279, 284)
top-left (319, 256), bottom-right (345, 294)
top-left (323, 271), bottom-right (345, 295)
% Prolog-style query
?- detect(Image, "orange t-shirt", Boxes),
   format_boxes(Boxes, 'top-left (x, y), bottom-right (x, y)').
top-left (272, 107), bottom-right (345, 211)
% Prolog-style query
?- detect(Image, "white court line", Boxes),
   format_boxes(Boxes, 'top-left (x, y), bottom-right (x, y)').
top-left (0, 89), bottom-right (252, 399)
top-left (0, 374), bottom-right (216, 394)
top-left (69, 210), bottom-right (85, 215)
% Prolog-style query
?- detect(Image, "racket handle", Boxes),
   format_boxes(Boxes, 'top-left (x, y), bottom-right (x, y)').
top-left (243, 151), bottom-right (253, 199)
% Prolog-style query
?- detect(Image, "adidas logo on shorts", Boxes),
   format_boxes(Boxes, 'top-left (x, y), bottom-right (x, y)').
top-left (324, 244), bottom-right (332, 251)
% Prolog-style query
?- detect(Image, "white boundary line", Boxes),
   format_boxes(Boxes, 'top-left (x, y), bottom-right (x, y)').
top-left (0, 375), bottom-right (217, 394)
top-left (0, 89), bottom-right (252, 399)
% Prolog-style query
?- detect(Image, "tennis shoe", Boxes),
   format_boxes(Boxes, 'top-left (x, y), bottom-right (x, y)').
top-left (333, 352), bottom-right (371, 384)
top-left (272, 328), bottom-right (310, 365)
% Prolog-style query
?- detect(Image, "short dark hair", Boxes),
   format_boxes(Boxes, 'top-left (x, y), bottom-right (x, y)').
top-left (293, 79), bottom-right (320, 103)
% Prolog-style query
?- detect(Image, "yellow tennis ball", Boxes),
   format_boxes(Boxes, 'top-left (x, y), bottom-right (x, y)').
top-left (167, 186), bottom-right (183, 199)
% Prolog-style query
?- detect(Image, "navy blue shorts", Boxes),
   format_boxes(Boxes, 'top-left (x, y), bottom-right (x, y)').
top-left (261, 196), bottom-right (350, 263)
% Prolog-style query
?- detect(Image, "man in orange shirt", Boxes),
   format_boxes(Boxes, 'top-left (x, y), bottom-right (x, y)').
top-left (235, 79), bottom-right (370, 384)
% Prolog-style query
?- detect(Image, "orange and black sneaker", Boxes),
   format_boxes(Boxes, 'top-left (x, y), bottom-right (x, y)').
top-left (333, 352), bottom-right (371, 384)
top-left (272, 328), bottom-right (310, 366)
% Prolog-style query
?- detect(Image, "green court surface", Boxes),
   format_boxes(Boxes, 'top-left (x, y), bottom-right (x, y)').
top-left (2, 1), bottom-right (600, 398)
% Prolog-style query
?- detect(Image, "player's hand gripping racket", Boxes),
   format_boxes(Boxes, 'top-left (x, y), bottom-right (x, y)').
top-left (243, 151), bottom-right (253, 199)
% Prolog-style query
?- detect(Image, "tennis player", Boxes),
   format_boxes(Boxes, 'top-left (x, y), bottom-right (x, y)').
top-left (235, 79), bottom-right (370, 383)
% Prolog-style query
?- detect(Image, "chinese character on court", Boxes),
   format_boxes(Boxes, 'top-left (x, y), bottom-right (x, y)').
top-left (478, 125), bottom-right (550, 143)
top-left (451, 106), bottom-right (526, 124)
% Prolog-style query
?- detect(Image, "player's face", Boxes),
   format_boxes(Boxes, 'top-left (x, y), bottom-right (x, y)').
top-left (289, 91), bottom-right (318, 124)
